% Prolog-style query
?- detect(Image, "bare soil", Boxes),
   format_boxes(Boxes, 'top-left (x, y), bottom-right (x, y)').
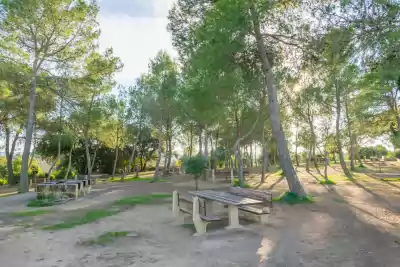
top-left (0, 169), bottom-right (400, 267)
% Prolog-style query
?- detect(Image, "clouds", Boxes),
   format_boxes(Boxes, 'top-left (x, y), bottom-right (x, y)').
top-left (98, 0), bottom-right (175, 18)
top-left (97, 0), bottom-right (178, 85)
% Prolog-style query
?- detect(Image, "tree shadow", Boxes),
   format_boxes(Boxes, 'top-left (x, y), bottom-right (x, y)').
top-left (364, 173), bottom-right (400, 190)
top-left (306, 170), bottom-right (334, 193)
top-left (346, 177), bottom-right (400, 213)
top-left (265, 175), bottom-right (284, 190)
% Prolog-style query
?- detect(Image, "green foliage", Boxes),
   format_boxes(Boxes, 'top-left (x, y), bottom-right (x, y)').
top-left (43, 210), bottom-right (120, 230)
top-left (0, 178), bottom-right (7, 185)
top-left (184, 156), bottom-right (207, 177)
top-left (273, 192), bottom-right (314, 205)
top-left (232, 178), bottom-right (250, 188)
top-left (319, 179), bottom-right (336, 185)
top-left (359, 145), bottom-right (388, 159)
top-left (12, 209), bottom-right (50, 217)
top-left (113, 193), bottom-right (172, 206)
top-left (27, 196), bottom-right (57, 207)
top-left (79, 231), bottom-right (130, 246)
top-left (381, 178), bottom-right (400, 182)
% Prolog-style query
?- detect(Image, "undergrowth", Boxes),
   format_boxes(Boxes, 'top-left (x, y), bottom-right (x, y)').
top-left (273, 192), bottom-right (314, 205)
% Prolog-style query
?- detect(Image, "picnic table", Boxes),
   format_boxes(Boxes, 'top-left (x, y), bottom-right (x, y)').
top-left (188, 190), bottom-right (263, 229)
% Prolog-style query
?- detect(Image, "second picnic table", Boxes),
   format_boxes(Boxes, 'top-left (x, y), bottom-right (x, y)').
top-left (188, 190), bottom-right (263, 229)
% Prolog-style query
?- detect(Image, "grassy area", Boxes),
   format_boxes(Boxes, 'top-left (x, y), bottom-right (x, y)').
top-left (79, 231), bottom-right (129, 246)
top-left (27, 197), bottom-right (58, 207)
top-left (12, 209), bottom-right (50, 217)
top-left (113, 193), bottom-right (172, 206)
top-left (273, 192), bottom-right (314, 205)
top-left (232, 178), bottom-right (250, 188)
top-left (382, 177), bottom-right (400, 182)
top-left (319, 179), bottom-right (336, 185)
top-left (43, 210), bottom-right (119, 230)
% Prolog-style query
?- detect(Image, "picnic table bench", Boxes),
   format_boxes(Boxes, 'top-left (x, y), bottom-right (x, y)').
top-left (172, 188), bottom-right (271, 235)
top-left (35, 179), bottom-right (94, 200)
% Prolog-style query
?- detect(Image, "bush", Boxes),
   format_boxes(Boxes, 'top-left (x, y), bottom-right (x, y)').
top-left (185, 156), bottom-right (207, 190)
top-left (232, 178), bottom-right (250, 188)
top-left (0, 178), bottom-right (8, 186)
top-left (273, 192), bottom-right (314, 205)
top-left (51, 168), bottom-right (77, 180)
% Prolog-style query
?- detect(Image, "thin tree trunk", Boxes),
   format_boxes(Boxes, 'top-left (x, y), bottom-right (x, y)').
top-left (234, 115), bottom-right (260, 187)
top-left (189, 124), bottom-right (193, 157)
top-left (84, 94), bottom-right (95, 181)
top-left (334, 77), bottom-right (351, 177)
top-left (203, 124), bottom-right (208, 180)
top-left (251, 6), bottom-right (306, 196)
top-left (344, 92), bottom-right (355, 170)
top-left (250, 143), bottom-right (253, 167)
top-left (20, 64), bottom-right (38, 193)
top-left (5, 127), bottom-right (13, 185)
top-left (28, 127), bottom-right (36, 169)
top-left (295, 125), bottom-right (299, 167)
top-left (261, 120), bottom-right (266, 183)
top-left (112, 147), bottom-right (119, 178)
top-left (324, 150), bottom-right (329, 180)
top-left (167, 135), bottom-right (172, 171)
top-left (198, 128), bottom-right (203, 155)
top-left (64, 145), bottom-right (74, 180)
top-left (154, 117), bottom-right (164, 180)
top-left (306, 143), bottom-right (311, 172)
top-left (90, 148), bottom-right (97, 174)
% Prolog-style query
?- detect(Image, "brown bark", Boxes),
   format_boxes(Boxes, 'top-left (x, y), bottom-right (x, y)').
top-left (250, 5), bottom-right (306, 196)
top-left (334, 77), bottom-right (351, 177)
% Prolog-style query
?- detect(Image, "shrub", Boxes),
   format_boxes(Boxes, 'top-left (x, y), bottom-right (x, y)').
top-left (273, 192), bottom-right (314, 205)
top-left (232, 178), bottom-right (250, 188)
top-left (0, 178), bottom-right (8, 186)
top-left (184, 156), bottom-right (207, 190)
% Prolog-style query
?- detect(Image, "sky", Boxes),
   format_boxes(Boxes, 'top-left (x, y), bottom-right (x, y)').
top-left (97, 0), bottom-right (178, 86)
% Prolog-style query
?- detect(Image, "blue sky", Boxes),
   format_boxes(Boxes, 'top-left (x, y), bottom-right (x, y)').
top-left (97, 0), bottom-right (177, 85)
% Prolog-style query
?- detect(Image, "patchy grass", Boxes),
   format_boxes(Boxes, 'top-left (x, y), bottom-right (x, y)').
top-left (382, 177), bottom-right (400, 182)
top-left (319, 179), bottom-right (336, 185)
top-left (27, 197), bottom-right (57, 207)
top-left (79, 231), bottom-right (130, 246)
top-left (12, 209), bottom-right (50, 217)
top-left (113, 193), bottom-right (172, 206)
top-left (43, 209), bottom-right (119, 230)
top-left (232, 178), bottom-right (251, 188)
top-left (108, 177), bottom-right (168, 183)
top-left (273, 192), bottom-right (314, 205)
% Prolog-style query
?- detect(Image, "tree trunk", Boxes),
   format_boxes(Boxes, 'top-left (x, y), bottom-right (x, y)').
top-left (198, 128), bottom-right (203, 155)
top-left (251, 6), bottom-right (306, 196)
top-left (154, 119), bottom-right (163, 180)
top-left (64, 145), bottom-right (73, 180)
top-left (344, 92), bottom-right (355, 171)
top-left (234, 115), bottom-right (260, 187)
top-left (306, 143), bottom-right (311, 172)
top-left (5, 125), bottom-right (19, 185)
top-left (334, 77), bottom-right (351, 177)
top-left (295, 124), bottom-right (300, 167)
top-left (261, 120), bottom-right (266, 183)
top-left (324, 150), bottom-right (329, 180)
top-left (189, 124), bottom-right (193, 157)
top-left (167, 135), bottom-right (172, 171)
top-left (90, 148), bottom-right (97, 174)
top-left (84, 138), bottom-right (92, 179)
top-left (203, 124), bottom-right (209, 180)
top-left (20, 65), bottom-right (38, 193)
top-left (112, 147), bottom-right (119, 178)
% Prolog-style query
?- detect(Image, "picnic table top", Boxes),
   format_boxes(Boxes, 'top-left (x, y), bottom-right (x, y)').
top-left (188, 190), bottom-right (263, 206)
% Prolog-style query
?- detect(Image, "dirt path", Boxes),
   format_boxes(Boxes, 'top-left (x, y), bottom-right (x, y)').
top-left (0, 172), bottom-right (400, 266)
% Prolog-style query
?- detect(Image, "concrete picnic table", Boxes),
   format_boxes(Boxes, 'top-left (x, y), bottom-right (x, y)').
top-left (188, 190), bottom-right (263, 229)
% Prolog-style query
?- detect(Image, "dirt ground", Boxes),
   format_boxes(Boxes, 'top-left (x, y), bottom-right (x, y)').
top-left (1, 167), bottom-right (400, 267)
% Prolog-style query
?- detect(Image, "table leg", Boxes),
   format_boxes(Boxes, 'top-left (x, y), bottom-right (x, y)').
top-left (226, 205), bottom-right (242, 229)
